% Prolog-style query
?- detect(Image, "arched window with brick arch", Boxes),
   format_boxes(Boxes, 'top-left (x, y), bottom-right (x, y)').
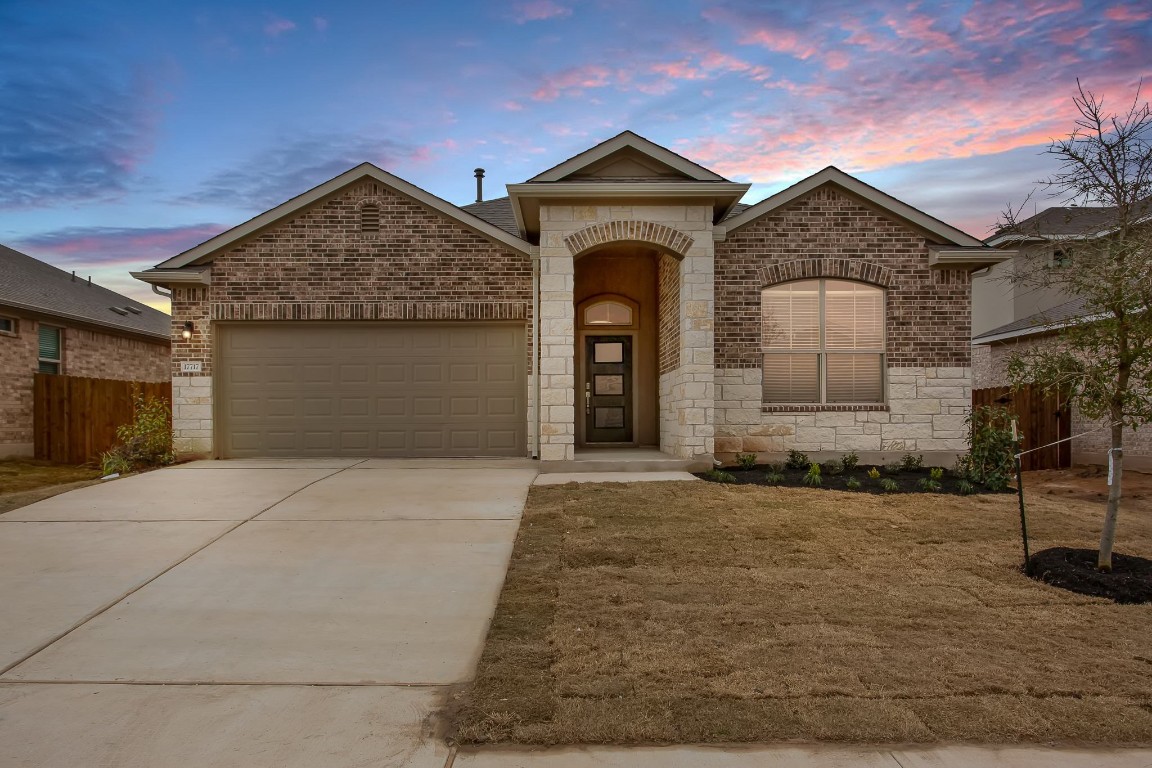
top-left (761, 279), bottom-right (885, 404)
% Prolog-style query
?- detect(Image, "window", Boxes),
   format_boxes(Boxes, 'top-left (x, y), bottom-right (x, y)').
top-left (38, 325), bottom-right (62, 374)
top-left (761, 279), bottom-right (884, 403)
top-left (1050, 247), bottom-right (1071, 268)
top-left (360, 203), bottom-right (380, 232)
top-left (584, 300), bottom-right (633, 326)
top-left (0, 316), bottom-right (15, 335)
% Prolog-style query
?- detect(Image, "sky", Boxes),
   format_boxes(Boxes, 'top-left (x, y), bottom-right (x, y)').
top-left (2, 0), bottom-right (1150, 313)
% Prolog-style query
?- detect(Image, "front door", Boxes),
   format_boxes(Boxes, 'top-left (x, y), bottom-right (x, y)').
top-left (584, 335), bottom-right (633, 444)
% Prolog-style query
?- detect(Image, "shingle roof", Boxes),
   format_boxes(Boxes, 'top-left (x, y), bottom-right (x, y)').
top-left (988, 206), bottom-right (1118, 241)
top-left (461, 198), bottom-right (752, 236)
top-left (0, 244), bottom-right (170, 340)
top-left (972, 296), bottom-right (1092, 343)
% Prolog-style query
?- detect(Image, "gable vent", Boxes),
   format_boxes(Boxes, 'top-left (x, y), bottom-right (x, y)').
top-left (361, 204), bottom-right (381, 233)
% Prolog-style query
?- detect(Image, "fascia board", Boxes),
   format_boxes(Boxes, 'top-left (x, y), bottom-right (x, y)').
top-left (154, 164), bottom-right (534, 269)
top-left (928, 246), bottom-right (1015, 269)
top-left (131, 269), bottom-right (212, 285)
top-left (725, 168), bottom-right (986, 247)
top-left (528, 133), bottom-right (727, 182)
top-left (0, 299), bottom-right (170, 342)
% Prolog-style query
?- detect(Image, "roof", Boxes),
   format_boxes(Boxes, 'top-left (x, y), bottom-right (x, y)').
top-left (721, 166), bottom-right (993, 249)
top-left (526, 130), bottom-right (728, 183)
top-left (141, 163), bottom-right (535, 277)
top-left (0, 244), bottom-right (170, 340)
top-left (972, 296), bottom-right (1092, 344)
top-left (462, 197), bottom-right (751, 236)
top-left (986, 206), bottom-right (1120, 245)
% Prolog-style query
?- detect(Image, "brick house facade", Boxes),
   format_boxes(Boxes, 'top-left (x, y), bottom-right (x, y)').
top-left (134, 132), bottom-right (1006, 465)
top-left (1, 245), bottom-right (170, 457)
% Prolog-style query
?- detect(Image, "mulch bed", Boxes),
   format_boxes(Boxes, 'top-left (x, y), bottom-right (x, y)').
top-left (1029, 546), bottom-right (1152, 604)
top-left (696, 463), bottom-right (1008, 496)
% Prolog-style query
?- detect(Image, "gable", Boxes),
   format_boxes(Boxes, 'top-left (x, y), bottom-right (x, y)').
top-left (563, 148), bottom-right (697, 181)
top-left (528, 130), bottom-right (727, 183)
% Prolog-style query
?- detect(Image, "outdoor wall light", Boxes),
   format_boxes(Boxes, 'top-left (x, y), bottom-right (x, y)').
top-left (182, 321), bottom-right (194, 340)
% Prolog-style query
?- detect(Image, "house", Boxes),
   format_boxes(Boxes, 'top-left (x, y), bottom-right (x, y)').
top-left (1, 244), bottom-right (172, 457)
top-left (131, 131), bottom-right (1008, 466)
top-left (973, 205), bottom-right (1152, 470)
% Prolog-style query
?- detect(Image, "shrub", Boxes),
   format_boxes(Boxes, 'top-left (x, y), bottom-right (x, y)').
top-left (900, 453), bottom-right (925, 471)
top-left (785, 449), bottom-right (810, 471)
top-left (956, 479), bottom-right (976, 495)
top-left (767, 462), bottom-right (786, 474)
top-left (884, 461), bottom-right (903, 474)
top-left (867, 467), bottom-right (881, 480)
top-left (802, 462), bottom-right (822, 487)
top-left (764, 471), bottom-right (786, 485)
top-left (929, 467), bottom-right (944, 481)
top-left (879, 478), bottom-right (900, 493)
top-left (821, 459), bottom-right (844, 476)
top-left (734, 452), bottom-right (758, 471)
top-left (842, 452), bottom-right (860, 471)
top-left (100, 393), bottom-right (174, 476)
top-left (956, 404), bottom-right (1018, 492)
top-left (704, 469), bottom-right (737, 484)
top-left (845, 476), bottom-right (861, 490)
top-left (918, 477), bottom-right (942, 493)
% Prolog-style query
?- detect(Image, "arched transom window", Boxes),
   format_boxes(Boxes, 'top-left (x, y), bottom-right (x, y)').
top-left (584, 300), bottom-right (633, 327)
top-left (761, 279), bottom-right (885, 404)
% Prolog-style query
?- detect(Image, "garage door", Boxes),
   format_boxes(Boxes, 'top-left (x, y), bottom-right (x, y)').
top-left (217, 323), bottom-right (526, 458)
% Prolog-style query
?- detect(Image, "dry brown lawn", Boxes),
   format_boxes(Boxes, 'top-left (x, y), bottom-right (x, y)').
top-left (452, 473), bottom-right (1152, 745)
top-left (0, 459), bottom-right (102, 514)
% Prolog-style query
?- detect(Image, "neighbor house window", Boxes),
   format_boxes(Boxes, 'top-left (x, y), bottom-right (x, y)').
top-left (38, 325), bottom-right (62, 374)
top-left (0, 316), bottom-right (15, 335)
top-left (761, 279), bottom-right (885, 403)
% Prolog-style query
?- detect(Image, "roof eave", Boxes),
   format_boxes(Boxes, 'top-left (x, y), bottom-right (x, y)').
top-left (0, 299), bottom-right (170, 343)
top-left (131, 268), bottom-right (212, 287)
top-left (528, 131), bottom-right (727, 182)
top-left (928, 246), bottom-right (1015, 271)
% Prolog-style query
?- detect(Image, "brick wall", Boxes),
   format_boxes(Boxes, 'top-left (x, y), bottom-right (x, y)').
top-left (715, 185), bottom-right (971, 369)
top-left (712, 185), bottom-right (973, 464)
top-left (169, 179), bottom-right (535, 456)
top-left (1, 311), bottom-right (170, 457)
top-left (657, 252), bottom-right (680, 375)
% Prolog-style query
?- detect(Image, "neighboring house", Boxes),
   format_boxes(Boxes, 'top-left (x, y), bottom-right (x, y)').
top-left (974, 205), bottom-right (1152, 470)
top-left (0, 245), bottom-right (172, 457)
top-left (132, 131), bottom-right (1007, 465)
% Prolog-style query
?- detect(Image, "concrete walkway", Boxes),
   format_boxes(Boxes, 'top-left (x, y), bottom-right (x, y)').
top-left (3, 462), bottom-right (1149, 767)
top-left (0, 458), bottom-right (536, 767)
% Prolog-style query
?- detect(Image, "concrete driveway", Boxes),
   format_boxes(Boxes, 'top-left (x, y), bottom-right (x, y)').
top-left (0, 458), bottom-right (536, 767)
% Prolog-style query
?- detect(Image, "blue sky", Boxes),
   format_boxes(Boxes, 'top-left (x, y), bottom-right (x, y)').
top-left (2, 0), bottom-right (1149, 311)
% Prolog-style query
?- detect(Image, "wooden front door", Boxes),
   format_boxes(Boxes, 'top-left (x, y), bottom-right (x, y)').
top-left (584, 335), bottom-right (633, 444)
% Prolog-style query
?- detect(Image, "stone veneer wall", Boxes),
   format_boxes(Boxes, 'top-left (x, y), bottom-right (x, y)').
top-left (974, 335), bottom-right (1152, 470)
top-left (169, 180), bottom-right (534, 457)
top-left (713, 185), bottom-right (973, 464)
top-left (1, 312), bottom-right (169, 456)
top-left (536, 204), bottom-right (715, 461)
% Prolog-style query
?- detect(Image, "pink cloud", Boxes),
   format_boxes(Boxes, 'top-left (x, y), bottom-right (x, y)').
top-left (264, 17), bottom-right (297, 37)
top-left (1104, 4), bottom-right (1152, 21)
top-left (531, 64), bottom-right (611, 101)
top-left (740, 27), bottom-right (818, 60)
top-left (502, 100), bottom-right (525, 111)
top-left (512, 0), bottom-right (572, 23)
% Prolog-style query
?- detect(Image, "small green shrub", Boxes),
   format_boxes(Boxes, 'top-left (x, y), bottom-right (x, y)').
top-left (842, 452), bottom-right (860, 471)
top-left (821, 459), bottom-right (844, 476)
top-left (918, 477), bottom-right (942, 493)
top-left (879, 478), bottom-right (900, 493)
top-left (785, 449), bottom-right (810, 471)
top-left (100, 393), bottom-right (174, 476)
top-left (884, 461), bottom-right (903, 474)
top-left (867, 466), bottom-right (881, 480)
top-left (845, 476), bottom-right (861, 490)
top-left (957, 404), bottom-right (1018, 492)
top-left (929, 467), bottom-right (944, 481)
top-left (734, 452), bottom-right (758, 471)
top-left (900, 453), bottom-right (925, 471)
top-left (767, 462), bottom-right (786, 474)
top-left (704, 468), bottom-right (737, 484)
top-left (764, 471), bottom-right (786, 485)
top-left (956, 479), bottom-right (976, 495)
top-left (802, 462), bottom-right (822, 487)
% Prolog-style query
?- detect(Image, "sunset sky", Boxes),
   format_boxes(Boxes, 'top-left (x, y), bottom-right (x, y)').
top-left (2, 0), bottom-right (1150, 311)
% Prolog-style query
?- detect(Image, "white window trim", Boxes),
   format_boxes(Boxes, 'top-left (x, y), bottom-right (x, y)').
top-left (762, 279), bottom-right (887, 406)
top-left (38, 324), bottom-right (63, 374)
top-left (0, 315), bottom-right (16, 336)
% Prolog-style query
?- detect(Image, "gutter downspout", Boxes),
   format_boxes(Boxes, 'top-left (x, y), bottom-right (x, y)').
top-left (152, 284), bottom-right (172, 298)
top-left (532, 251), bottom-right (541, 460)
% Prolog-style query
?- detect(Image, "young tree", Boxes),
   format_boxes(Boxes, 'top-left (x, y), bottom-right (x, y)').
top-left (999, 81), bottom-right (1152, 571)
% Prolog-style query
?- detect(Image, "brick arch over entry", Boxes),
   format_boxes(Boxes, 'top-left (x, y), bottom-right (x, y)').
top-left (757, 258), bottom-right (893, 288)
top-left (564, 221), bottom-right (694, 259)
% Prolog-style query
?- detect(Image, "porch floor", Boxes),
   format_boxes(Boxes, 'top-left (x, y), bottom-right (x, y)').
top-left (539, 448), bottom-right (711, 474)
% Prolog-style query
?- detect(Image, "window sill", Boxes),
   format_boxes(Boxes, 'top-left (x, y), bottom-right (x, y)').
top-left (762, 404), bottom-right (889, 413)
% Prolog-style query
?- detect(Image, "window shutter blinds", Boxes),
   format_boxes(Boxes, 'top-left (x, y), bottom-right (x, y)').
top-left (826, 353), bottom-right (883, 402)
top-left (762, 281), bottom-right (819, 350)
top-left (38, 326), bottom-right (60, 360)
top-left (763, 353), bottom-right (819, 403)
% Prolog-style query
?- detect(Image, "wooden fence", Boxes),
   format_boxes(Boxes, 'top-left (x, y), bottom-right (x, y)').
top-left (33, 374), bottom-right (172, 465)
top-left (972, 384), bottom-right (1071, 471)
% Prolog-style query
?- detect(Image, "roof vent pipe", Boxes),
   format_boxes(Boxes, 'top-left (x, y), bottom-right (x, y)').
top-left (474, 168), bottom-right (485, 203)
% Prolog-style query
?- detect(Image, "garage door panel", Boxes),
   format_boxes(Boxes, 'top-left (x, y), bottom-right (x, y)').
top-left (218, 323), bottom-right (525, 458)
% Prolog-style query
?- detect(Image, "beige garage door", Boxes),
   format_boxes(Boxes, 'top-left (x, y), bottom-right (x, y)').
top-left (217, 322), bottom-right (526, 458)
